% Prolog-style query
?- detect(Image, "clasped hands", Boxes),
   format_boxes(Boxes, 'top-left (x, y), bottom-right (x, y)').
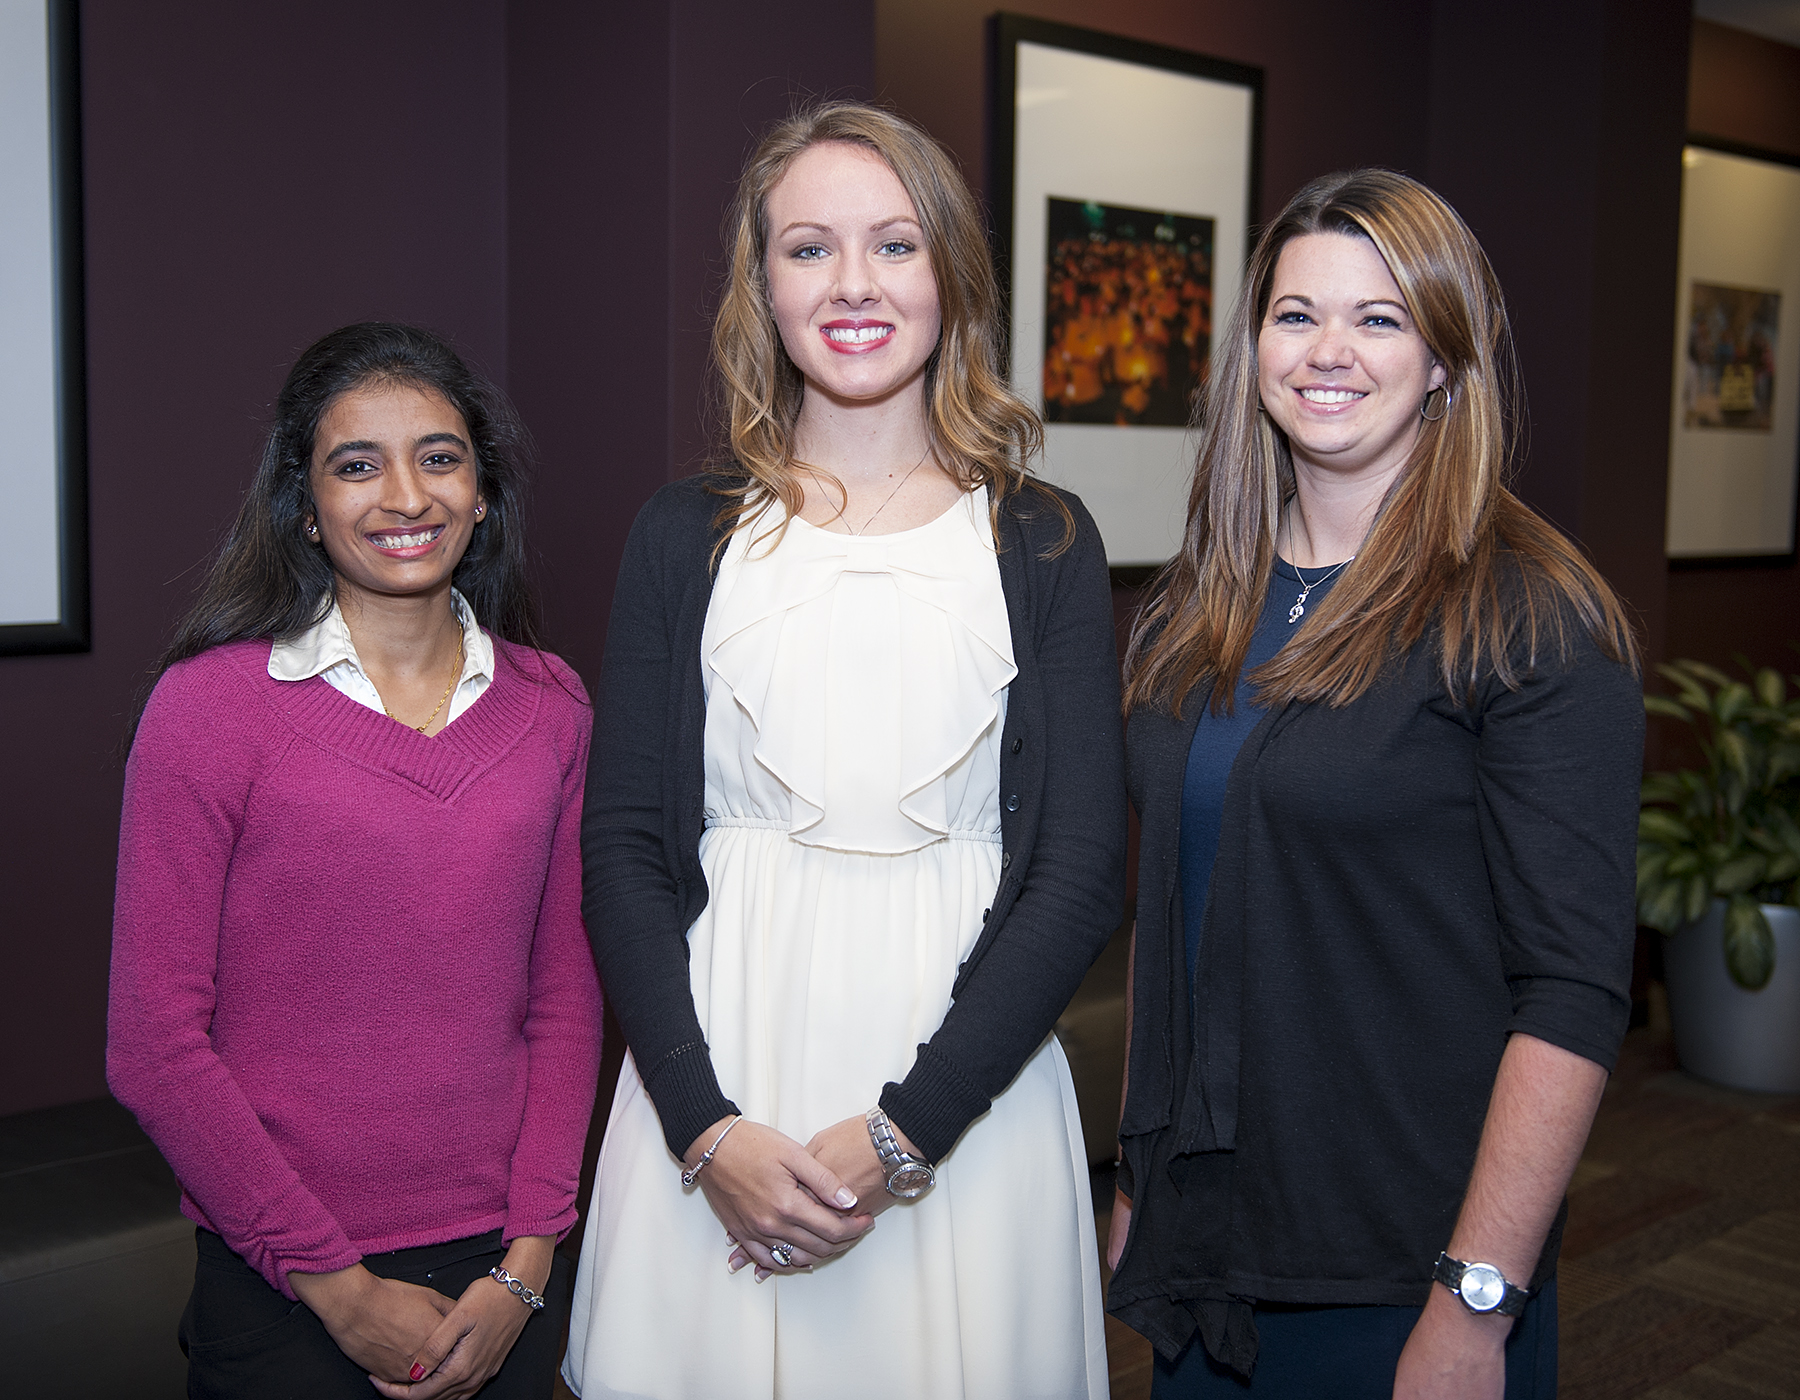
top-left (684, 1113), bottom-right (916, 1281)
top-left (290, 1234), bottom-right (554, 1399)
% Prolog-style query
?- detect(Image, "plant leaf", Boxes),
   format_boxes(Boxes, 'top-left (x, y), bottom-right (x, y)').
top-left (1639, 810), bottom-right (1694, 846)
top-left (1756, 668), bottom-right (1786, 707)
top-left (1685, 873), bottom-right (1712, 925)
top-left (1713, 853), bottom-right (1767, 893)
top-left (1722, 894), bottom-right (1776, 990)
top-left (1643, 695), bottom-right (1691, 722)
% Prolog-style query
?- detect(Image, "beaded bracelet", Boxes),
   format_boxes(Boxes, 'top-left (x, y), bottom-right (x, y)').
top-left (682, 1115), bottom-right (742, 1187)
top-left (488, 1266), bottom-right (546, 1311)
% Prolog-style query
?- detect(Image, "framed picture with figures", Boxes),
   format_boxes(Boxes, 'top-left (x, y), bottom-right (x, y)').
top-left (989, 14), bottom-right (1261, 568)
top-left (1666, 139), bottom-right (1800, 562)
top-left (0, 0), bottom-right (88, 654)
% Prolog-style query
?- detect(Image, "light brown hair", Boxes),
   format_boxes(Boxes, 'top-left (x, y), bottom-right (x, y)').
top-left (1122, 168), bottom-right (1638, 716)
top-left (707, 100), bottom-right (1067, 549)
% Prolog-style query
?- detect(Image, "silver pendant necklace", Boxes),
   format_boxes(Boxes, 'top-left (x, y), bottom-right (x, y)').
top-left (1287, 556), bottom-right (1352, 624)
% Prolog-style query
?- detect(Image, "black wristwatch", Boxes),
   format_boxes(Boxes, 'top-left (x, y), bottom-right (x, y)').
top-left (1433, 1252), bottom-right (1531, 1317)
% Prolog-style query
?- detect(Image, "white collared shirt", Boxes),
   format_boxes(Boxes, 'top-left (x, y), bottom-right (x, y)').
top-left (268, 588), bottom-right (495, 726)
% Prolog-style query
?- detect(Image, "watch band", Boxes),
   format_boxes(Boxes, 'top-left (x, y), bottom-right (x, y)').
top-left (865, 1107), bottom-right (935, 1199)
top-left (1433, 1252), bottom-right (1531, 1317)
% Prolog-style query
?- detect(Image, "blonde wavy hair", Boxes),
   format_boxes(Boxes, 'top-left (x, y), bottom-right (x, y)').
top-left (707, 100), bottom-right (1067, 550)
top-left (1123, 168), bottom-right (1638, 716)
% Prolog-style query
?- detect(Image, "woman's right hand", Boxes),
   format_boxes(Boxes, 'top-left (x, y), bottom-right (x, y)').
top-left (289, 1263), bottom-right (455, 1383)
top-left (686, 1117), bottom-right (873, 1277)
top-left (1106, 1188), bottom-right (1132, 1274)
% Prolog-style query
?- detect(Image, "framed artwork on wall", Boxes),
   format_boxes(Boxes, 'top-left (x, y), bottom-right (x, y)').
top-left (1666, 140), bottom-right (1800, 562)
top-left (0, 0), bottom-right (87, 654)
top-left (989, 14), bottom-right (1261, 567)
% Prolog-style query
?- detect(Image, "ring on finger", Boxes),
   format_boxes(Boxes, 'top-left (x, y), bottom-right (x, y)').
top-left (769, 1242), bottom-right (796, 1268)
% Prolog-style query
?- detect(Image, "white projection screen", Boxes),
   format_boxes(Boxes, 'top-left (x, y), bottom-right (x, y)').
top-left (0, 0), bottom-right (86, 653)
top-left (992, 17), bottom-right (1261, 567)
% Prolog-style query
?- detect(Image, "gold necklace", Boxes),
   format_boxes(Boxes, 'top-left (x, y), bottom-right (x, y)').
top-left (384, 633), bottom-right (465, 734)
top-left (798, 443), bottom-right (934, 535)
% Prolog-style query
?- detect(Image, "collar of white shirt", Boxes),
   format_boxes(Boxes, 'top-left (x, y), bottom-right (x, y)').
top-left (268, 588), bottom-right (496, 723)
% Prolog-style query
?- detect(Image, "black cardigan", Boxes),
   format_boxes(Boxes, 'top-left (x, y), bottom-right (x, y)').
top-left (1107, 605), bottom-right (1642, 1369)
top-left (580, 472), bottom-right (1127, 1164)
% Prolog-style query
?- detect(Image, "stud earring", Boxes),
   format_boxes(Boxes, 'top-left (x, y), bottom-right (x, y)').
top-left (475, 503), bottom-right (485, 519)
top-left (1421, 386), bottom-right (1451, 422)
top-left (305, 522), bottom-right (319, 540)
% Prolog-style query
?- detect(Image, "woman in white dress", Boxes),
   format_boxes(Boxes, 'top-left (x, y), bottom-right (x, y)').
top-left (562, 101), bottom-right (1126, 1400)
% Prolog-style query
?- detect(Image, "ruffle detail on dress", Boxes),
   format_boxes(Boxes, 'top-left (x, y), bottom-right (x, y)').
top-left (702, 492), bottom-right (1016, 854)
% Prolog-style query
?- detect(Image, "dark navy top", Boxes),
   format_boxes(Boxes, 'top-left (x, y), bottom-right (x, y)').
top-left (1179, 557), bottom-right (1344, 981)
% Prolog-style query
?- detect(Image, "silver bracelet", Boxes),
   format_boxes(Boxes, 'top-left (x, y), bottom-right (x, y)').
top-left (488, 1266), bottom-right (546, 1311)
top-left (682, 1115), bottom-right (742, 1187)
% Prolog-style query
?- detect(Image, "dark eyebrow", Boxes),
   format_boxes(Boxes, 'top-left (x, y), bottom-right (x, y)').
top-left (415, 433), bottom-right (469, 453)
top-left (321, 439), bottom-right (383, 464)
top-left (1356, 298), bottom-right (1409, 313)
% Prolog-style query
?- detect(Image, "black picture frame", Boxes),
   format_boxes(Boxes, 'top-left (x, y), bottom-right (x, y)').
top-left (987, 15), bottom-right (1262, 567)
top-left (1, 0), bottom-right (89, 656)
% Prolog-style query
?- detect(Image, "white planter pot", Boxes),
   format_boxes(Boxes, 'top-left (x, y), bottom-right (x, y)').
top-left (1663, 900), bottom-right (1800, 1094)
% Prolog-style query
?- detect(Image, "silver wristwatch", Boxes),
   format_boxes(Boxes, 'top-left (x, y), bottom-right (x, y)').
top-left (865, 1107), bottom-right (935, 1198)
top-left (1433, 1252), bottom-right (1531, 1317)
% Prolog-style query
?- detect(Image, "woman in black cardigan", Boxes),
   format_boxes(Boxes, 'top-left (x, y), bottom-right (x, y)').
top-left (561, 102), bottom-right (1125, 1399)
top-left (1108, 169), bottom-right (1642, 1399)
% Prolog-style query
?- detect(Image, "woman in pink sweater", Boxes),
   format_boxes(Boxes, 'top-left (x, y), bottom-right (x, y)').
top-left (108, 323), bottom-right (602, 1400)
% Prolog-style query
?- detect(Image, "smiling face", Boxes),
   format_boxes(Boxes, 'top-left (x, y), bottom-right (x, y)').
top-left (1257, 231), bottom-right (1446, 488)
top-left (305, 381), bottom-right (483, 611)
top-left (764, 141), bottom-right (943, 410)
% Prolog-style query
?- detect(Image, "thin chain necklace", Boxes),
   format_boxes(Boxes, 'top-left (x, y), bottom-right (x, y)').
top-left (383, 632), bottom-right (465, 733)
top-left (1281, 501), bottom-right (1354, 625)
top-left (803, 443), bottom-right (934, 535)
top-left (1286, 557), bottom-right (1353, 624)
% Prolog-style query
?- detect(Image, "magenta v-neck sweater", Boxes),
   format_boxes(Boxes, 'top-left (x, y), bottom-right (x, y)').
top-left (108, 638), bottom-right (602, 1297)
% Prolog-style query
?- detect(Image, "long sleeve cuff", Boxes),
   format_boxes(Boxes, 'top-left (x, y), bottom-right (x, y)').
top-left (880, 1043), bottom-right (992, 1165)
top-left (641, 1040), bottom-right (740, 1159)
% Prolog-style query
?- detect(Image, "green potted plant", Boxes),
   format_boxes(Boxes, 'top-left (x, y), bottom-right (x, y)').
top-left (1637, 657), bottom-right (1800, 1093)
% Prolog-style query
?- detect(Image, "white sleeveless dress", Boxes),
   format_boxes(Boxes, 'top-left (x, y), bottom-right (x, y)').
top-left (562, 490), bottom-right (1108, 1400)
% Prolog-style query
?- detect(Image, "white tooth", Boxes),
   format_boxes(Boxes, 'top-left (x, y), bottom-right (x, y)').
top-left (825, 326), bottom-right (890, 344)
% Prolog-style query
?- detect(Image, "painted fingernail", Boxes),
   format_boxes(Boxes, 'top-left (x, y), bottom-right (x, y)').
top-left (410, 1363), bottom-right (427, 1381)
top-left (725, 1233), bottom-right (737, 1245)
top-left (755, 1268), bottom-right (770, 1283)
top-left (835, 1188), bottom-right (858, 1208)
top-left (728, 1251), bottom-right (746, 1273)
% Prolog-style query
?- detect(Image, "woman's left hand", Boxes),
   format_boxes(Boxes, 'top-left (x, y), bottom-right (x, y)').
top-left (723, 1114), bottom-right (919, 1277)
top-left (1391, 1283), bottom-right (1508, 1400)
top-left (369, 1236), bottom-right (555, 1400)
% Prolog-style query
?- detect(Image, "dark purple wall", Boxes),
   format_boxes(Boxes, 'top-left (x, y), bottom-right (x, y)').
top-left (0, 0), bottom-right (874, 1118)
top-left (1426, 0), bottom-right (1691, 671)
top-left (1, 0), bottom-right (510, 1117)
top-left (876, 0), bottom-right (1434, 223)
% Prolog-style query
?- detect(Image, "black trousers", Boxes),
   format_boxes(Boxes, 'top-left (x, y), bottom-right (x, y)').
top-left (1151, 1276), bottom-right (1558, 1400)
top-left (180, 1228), bottom-right (573, 1400)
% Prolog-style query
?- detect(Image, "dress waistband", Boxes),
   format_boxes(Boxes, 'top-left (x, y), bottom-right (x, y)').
top-left (703, 814), bottom-right (1001, 844)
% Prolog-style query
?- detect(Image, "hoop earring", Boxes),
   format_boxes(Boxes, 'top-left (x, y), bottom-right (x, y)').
top-left (1421, 386), bottom-right (1450, 422)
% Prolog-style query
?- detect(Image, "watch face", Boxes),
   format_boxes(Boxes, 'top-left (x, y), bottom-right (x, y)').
top-left (888, 1162), bottom-right (935, 1198)
top-left (1458, 1263), bottom-right (1506, 1312)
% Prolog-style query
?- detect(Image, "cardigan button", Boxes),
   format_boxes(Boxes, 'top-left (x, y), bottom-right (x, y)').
top-left (982, 908), bottom-right (990, 922)
top-left (1010, 736), bottom-right (1022, 754)
top-left (1001, 852), bottom-right (1011, 868)
top-left (1005, 794), bottom-right (1020, 812)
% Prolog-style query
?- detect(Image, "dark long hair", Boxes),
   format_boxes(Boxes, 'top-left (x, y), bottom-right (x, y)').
top-left (1123, 169), bottom-right (1637, 717)
top-left (144, 322), bottom-right (543, 703)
